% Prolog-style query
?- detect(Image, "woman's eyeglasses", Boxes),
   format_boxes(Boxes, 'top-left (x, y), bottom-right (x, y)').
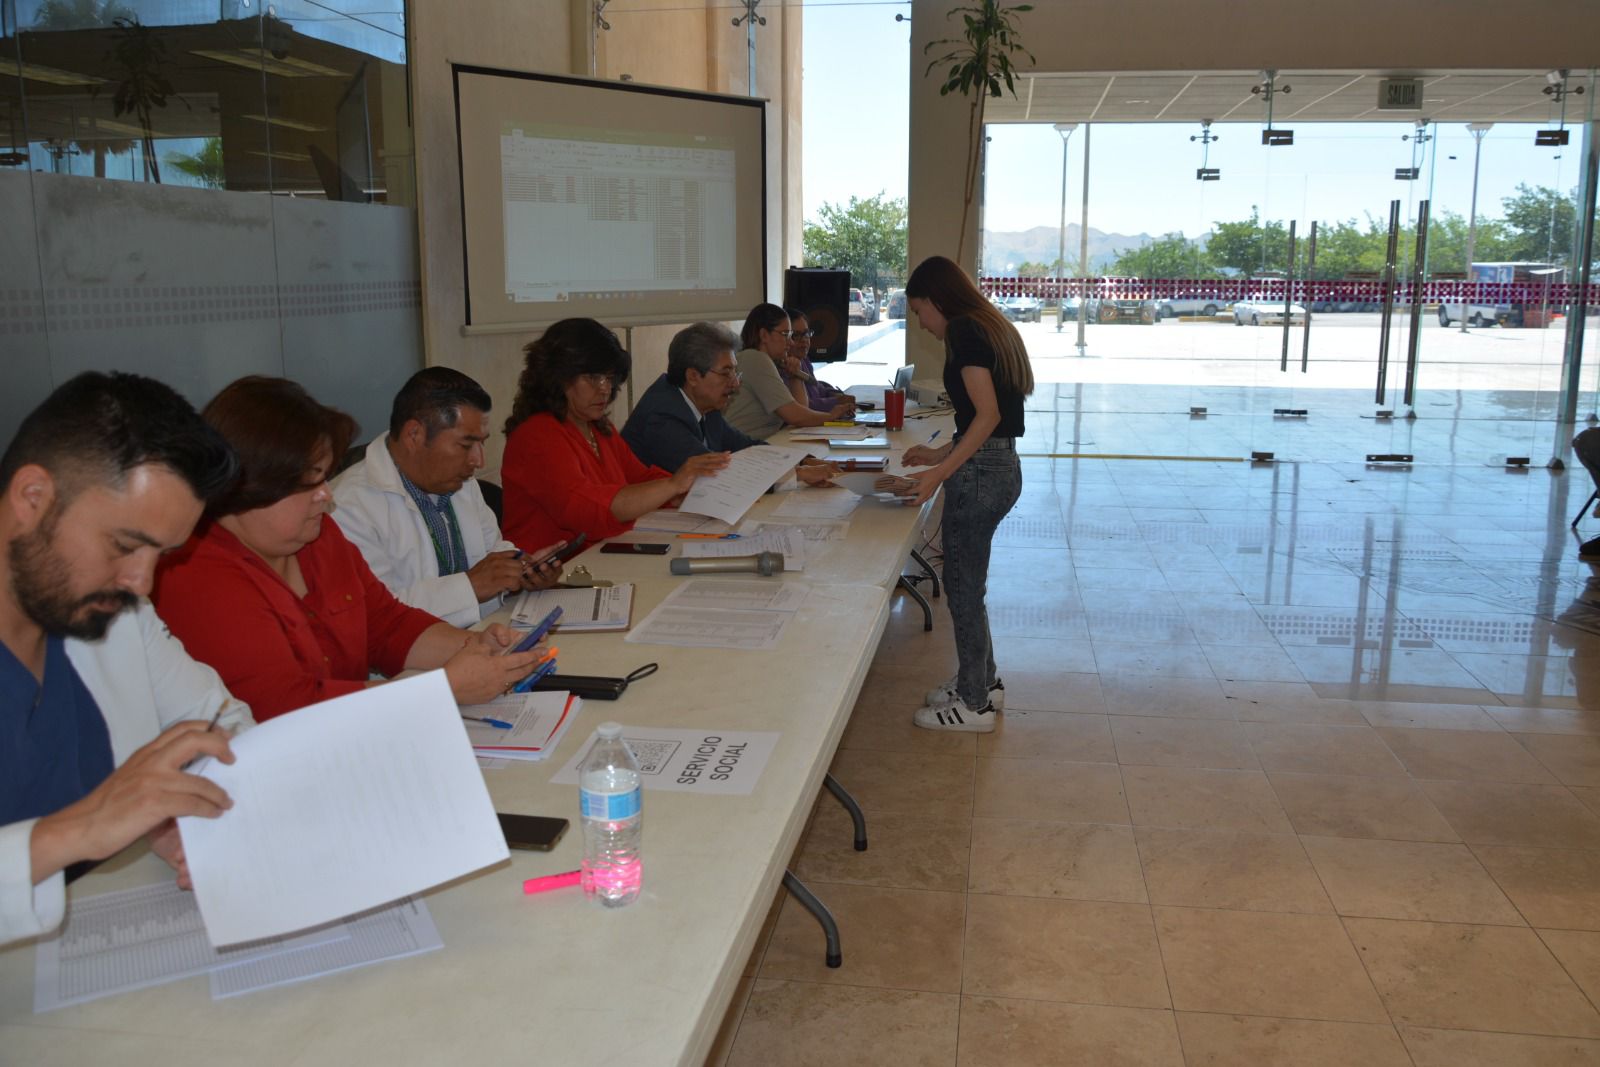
top-left (577, 372), bottom-right (619, 391)
top-left (788, 330), bottom-right (815, 342)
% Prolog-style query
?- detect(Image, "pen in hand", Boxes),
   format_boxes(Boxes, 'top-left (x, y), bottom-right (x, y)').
top-left (183, 701), bottom-right (230, 772)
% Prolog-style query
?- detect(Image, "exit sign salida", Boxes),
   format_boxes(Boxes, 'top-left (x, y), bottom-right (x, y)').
top-left (1378, 78), bottom-right (1424, 110)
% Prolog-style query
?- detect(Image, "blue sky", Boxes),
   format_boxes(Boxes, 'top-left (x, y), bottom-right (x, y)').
top-left (801, 2), bottom-right (1590, 238)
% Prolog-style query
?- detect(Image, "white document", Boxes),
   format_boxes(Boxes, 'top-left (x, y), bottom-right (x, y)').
top-left (209, 897), bottom-right (441, 1000)
top-left (624, 605), bottom-right (796, 651)
top-left (663, 577), bottom-right (808, 613)
top-left (552, 727), bottom-right (780, 796)
top-left (631, 509), bottom-right (730, 535)
top-left (741, 519), bottom-right (851, 542)
top-left (461, 690), bottom-right (581, 761)
top-left (178, 671), bottom-right (509, 947)
top-left (681, 527), bottom-right (805, 571)
top-left (511, 584), bottom-right (634, 632)
top-left (677, 445), bottom-right (807, 525)
top-left (790, 425), bottom-right (871, 440)
top-left (772, 488), bottom-right (861, 520)
top-left (33, 881), bottom-right (346, 1012)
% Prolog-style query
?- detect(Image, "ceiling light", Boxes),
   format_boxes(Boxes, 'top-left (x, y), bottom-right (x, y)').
top-left (8, 60), bottom-right (106, 87)
top-left (190, 49), bottom-right (344, 79)
top-left (242, 113), bottom-right (327, 133)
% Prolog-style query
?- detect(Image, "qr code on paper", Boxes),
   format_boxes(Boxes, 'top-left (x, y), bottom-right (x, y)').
top-left (624, 739), bottom-right (681, 776)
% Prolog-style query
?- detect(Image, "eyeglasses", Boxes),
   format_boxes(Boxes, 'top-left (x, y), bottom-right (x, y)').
top-left (710, 367), bottom-right (742, 381)
top-left (767, 329), bottom-right (794, 341)
top-left (577, 372), bottom-right (619, 391)
top-left (788, 330), bottom-right (815, 342)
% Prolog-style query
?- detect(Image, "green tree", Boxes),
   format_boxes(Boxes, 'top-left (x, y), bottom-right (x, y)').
top-left (1205, 211), bottom-right (1295, 277)
top-left (802, 192), bottom-right (908, 293)
top-left (1498, 183), bottom-right (1578, 264)
top-left (1108, 232), bottom-right (1214, 279)
top-left (31, 0), bottom-right (132, 29)
top-left (165, 137), bottom-right (224, 188)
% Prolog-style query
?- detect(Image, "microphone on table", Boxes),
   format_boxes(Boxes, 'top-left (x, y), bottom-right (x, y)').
top-left (669, 552), bottom-right (784, 577)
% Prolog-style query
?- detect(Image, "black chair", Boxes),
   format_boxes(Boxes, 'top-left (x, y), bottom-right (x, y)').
top-left (479, 478), bottom-right (504, 524)
top-left (335, 442), bottom-right (366, 477)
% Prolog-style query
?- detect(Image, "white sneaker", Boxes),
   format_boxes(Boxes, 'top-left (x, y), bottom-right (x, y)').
top-left (924, 676), bottom-right (1005, 711)
top-left (913, 698), bottom-right (996, 733)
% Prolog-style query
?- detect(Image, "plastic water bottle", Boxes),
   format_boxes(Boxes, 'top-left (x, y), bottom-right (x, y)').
top-left (578, 722), bottom-right (642, 907)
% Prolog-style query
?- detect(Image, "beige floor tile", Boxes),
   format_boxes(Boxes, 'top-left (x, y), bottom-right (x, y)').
top-left (1176, 1014), bottom-right (1412, 1067)
top-left (1200, 642), bottom-right (1307, 683)
top-left (1122, 765), bottom-right (1293, 832)
top-left (975, 710), bottom-right (1115, 762)
top-left (1300, 836), bottom-right (1523, 924)
top-left (1242, 722), bottom-right (1409, 777)
top-left (957, 997), bottom-right (1184, 1067)
top-left (972, 758), bottom-right (1129, 824)
top-left (962, 895), bottom-right (1168, 1008)
top-left (996, 670), bottom-right (1105, 713)
top-left (1269, 771), bottom-right (1460, 841)
top-left (1377, 727), bottom-right (1558, 783)
top-left (704, 974), bottom-right (755, 1067)
top-left (992, 637), bottom-right (1100, 676)
top-left (1472, 846), bottom-right (1600, 930)
top-left (857, 658), bottom-right (957, 709)
top-left (1345, 917), bottom-right (1600, 1036)
top-left (1515, 734), bottom-right (1600, 787)
top-left (1109, 716), bottom-right (1258, 769)
top-left (827, 749), bottom-right (975, 819)
top-left (1421, 781), bottom-right (1600, 848)
top-left (1399, 1025), bottom-right (1600, 1066)
top-left (1221, 680), bottom-right (1371, 726)
top-left (840, 698), bottom-right (978, 756)
top-left (968, 818), bottom-right (1145, 902)
top-left (1154, 907), bottom-right (1387, 1022)
top-left (1099, 672), bottom-right (1237, 719)
top-left (1359, 701), bottom-right (1504, 731)
top-left (1576, 787), bottom-right (1600, 817)
top-left (1540, 929), bottom-right (1600, 1005)
top-left (1093, 641), bottom-right (1218, 678)
top-left (726, 980), bottom-right (959, 1067)
top-left (794, 806), bottom-right (971, 893)
top-left (1487, 706), bottom-right (1600, 736)
top-left (1135, 827), bottom-right (1331, 912)
top-left (759, 883), bottom-right (965, 993)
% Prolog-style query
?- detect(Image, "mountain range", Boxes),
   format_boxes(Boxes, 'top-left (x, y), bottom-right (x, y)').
top-left (981, 224), bottom-right (1152, 275)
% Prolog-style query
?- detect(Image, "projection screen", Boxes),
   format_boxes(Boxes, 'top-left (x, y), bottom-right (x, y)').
top-left (453, 65), bottom-right (767, 332)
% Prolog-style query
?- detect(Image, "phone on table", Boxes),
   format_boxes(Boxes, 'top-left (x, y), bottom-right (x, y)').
top-left (507, 606), bottom-right (563, 655)
top-left (526, 533), bottom-right (588, 569)
top-left (497, 813), bottom-right (569, 851)
top-left (600, 542), bottom-right (670, 555)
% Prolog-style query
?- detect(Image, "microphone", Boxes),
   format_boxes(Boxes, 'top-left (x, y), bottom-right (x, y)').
top-left (669, 552), bottom-right (784, 577)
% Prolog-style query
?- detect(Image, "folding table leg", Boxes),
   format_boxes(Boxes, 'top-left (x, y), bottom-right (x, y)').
top-left (1574, 490), bottom-right (1599, 530)
top-left (782, 871), bottom-right (841, 968)
top-left (823, 773), bottom-right (867, 851)
top-left (897, 575), bottom-right (933, 631)
top-left (909, 549), bottom-right (941, 599)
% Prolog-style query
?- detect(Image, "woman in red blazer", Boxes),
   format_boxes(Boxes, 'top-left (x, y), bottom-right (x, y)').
top-left (154, 377), bottom-right (547, 721)
top-left (500, 318), bottom-right (726, 549)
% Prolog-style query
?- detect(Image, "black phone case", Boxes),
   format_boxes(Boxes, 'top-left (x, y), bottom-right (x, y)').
top-left (529, 674), bottom-right (628, 700)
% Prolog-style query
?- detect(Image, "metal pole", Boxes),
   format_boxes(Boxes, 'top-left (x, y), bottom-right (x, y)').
top-left (1054, 124), bottom-right (1076, 332)
top-left (1557, 117), bottom-right (1598, 427)
top-left (1462, 123), bottom-right (1491, 333)
top-left (1076, 123), bottom-right (1090, 356)
top-left (1403, 199), bottom-right (1430, 408)
top-left (1281, 219), bottom-right (1297, 372)
top-left (1301, 221), bottom-right (1318, 372)
top-left (1375, 199), bottom-right (1402, 405)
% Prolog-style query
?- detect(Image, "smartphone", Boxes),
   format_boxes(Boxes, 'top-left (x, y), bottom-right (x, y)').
top-left (508, 606), bottom-right (563, 654)
top-left (497, 813), bottom-right (568, 851)
top-left (601, 542), bottom-right (670, 555)
top-left (527, 533), bottom-right (588, 569)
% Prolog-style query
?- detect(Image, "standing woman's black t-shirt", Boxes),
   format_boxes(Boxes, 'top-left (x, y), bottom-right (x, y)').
top-left (942, 316), bottom-right (1026, 439)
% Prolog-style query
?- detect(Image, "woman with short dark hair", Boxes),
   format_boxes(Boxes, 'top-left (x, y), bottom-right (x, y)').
top-left (500, 319), bottom-right (726, 549)
top-left (154, 376), bottom-right (546, 721)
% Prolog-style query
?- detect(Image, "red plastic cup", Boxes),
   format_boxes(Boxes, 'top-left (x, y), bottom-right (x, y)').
top-left (884, 388), bottom-right (906, 431)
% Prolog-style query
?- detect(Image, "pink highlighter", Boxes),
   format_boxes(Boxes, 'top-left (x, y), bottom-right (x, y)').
top-left (523, 870), bottom-right (583, 895)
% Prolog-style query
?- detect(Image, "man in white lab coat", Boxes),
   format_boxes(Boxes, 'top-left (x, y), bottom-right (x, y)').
top-left (332, 368), bottom-right (563, 628)
top-left (1, 373), bottom-right (253, 948)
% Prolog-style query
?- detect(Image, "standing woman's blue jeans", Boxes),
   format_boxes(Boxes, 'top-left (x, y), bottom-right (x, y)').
top-left (940, 438), bottom-right (1023, 708)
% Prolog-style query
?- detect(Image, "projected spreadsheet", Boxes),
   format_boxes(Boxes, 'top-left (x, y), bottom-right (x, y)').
top-left (500, 128), bottom-right (738, 303)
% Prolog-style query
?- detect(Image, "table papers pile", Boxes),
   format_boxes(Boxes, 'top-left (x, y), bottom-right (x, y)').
top-left (511, 585), bottom-right (634, 632)
top-left (680, 526), bottom-right (805, 571)
top-left (625, 578), bottom-right (809, 651)
top-left (461, 690), bottom-right (581, 761)
top-left (677, 446), bottom-right (807, 525)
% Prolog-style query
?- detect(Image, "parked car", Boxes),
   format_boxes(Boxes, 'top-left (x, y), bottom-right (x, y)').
top-left (1436, 302), bottom-right (1502, 327)
top-left (848, 288), bottom-right (878, 325)
top-left (885, 289), bottom-right (906, 319)
top-left (1156, 293), bottom-right (1228, 318)
top-left (1232, 296), bottom-right (1307, 326)
top-left (1086, 296), bottom-right (1158, 325)
top-left (998, 295), bottom-right (1043, 323)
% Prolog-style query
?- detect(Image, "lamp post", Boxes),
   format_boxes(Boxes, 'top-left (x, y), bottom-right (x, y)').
top-left (1461, 122), bottom-right (1493, 334)
top-left (1054, 122), bottom-right (1078, 333)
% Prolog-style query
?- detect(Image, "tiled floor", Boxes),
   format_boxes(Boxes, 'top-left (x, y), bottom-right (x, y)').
top-left (707, 440), bottom-right (1600, 1066)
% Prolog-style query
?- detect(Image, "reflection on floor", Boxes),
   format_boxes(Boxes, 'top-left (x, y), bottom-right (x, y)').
top-left (707, 451), bottom-right (1600, 1067)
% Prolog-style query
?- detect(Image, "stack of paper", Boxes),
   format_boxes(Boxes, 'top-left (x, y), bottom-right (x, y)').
top-left (462, 691), bottom-right (582, 762)
top-left (772, 489), bottom-right (860, 520)
top-left (632, 510), bottom-right (731, 535)
top-left (511, 585), bottom-right (634, 632)
top-left (625, 578), bottom-right (809, 651)
top-left (677, 446), bottom-right (807, 525)
top-left (680, 526), bottom-right (805, 571)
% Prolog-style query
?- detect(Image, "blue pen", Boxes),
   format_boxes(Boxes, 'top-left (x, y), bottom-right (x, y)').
top-left (462, 714), bottom-right (515, 729)
top-left (927, 430), bottom-right (942, 444)
top-left (514, 658), bottom-right (560, 693)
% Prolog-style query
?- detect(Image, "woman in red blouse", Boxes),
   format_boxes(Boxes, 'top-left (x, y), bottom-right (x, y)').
top-left (500, 318), bottom-right (727, 549)
top-left (154, 377), bottom-right (547, 721)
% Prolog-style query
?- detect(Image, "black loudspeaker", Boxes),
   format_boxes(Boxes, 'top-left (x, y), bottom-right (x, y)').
top-left (784, 267), bottom-right (850, 363)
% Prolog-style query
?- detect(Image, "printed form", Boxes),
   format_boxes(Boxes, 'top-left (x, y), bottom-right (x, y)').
top-left (177, 671), bottom-right (509, 946)
top-left (625, 578), bottom-right (809, 651)
top-left (678, 446), bottom-right (807, 525)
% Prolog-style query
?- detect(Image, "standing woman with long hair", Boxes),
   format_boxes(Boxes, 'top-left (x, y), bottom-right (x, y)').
top-left (899, 255), bottom-right (1033, 732)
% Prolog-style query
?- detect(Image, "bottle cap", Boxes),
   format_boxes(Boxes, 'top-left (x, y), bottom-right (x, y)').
top-left (596, 722), bottom-right (623, 740)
